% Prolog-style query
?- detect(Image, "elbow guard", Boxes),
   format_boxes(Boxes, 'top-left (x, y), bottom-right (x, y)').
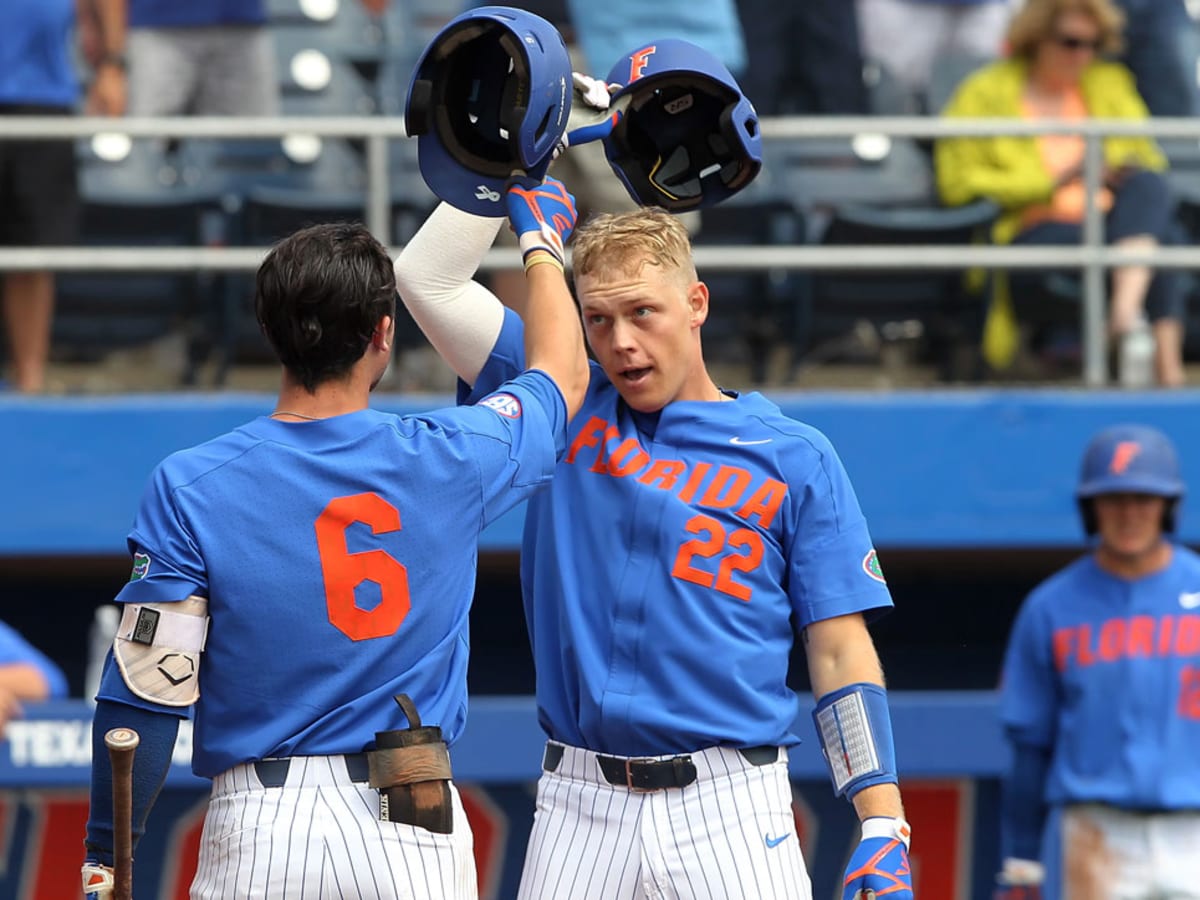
top-left (812, 682), bottom-right (899, 799)
top-left (113, 597), bottom-right (208, 707)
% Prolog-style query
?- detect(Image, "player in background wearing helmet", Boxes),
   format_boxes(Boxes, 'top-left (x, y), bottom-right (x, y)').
top-left (995, 424), bottom-right (1200, 900)
top-left (396, 31), bottom-right (911, 899)
top-left (79, 176), bottom-right (587, 899)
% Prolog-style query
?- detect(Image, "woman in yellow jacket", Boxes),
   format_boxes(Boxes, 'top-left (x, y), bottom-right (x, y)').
top-left (936, 0), bottom-right (1185, 386)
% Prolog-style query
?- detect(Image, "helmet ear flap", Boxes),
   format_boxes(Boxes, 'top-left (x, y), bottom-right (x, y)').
top-left (1164, 497), bottom-right (1179, 534)
top-left (1079, 498), bottom-right (1098, 536)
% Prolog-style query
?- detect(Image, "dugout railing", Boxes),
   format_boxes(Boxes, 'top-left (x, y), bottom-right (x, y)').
top-left (4, 114), bottom-right (1200, 385)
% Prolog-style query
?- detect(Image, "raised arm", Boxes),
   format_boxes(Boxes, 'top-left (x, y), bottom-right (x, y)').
top-left (393, 205), bottom-right (507, 386)
top-left (504, 177), bottom-right (589, 420)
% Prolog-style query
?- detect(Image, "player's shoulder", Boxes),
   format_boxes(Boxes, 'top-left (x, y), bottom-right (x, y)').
top-left (1024, 554), bottom-right (1097, 609)
top-left (150, 424), bottom-right (266, 490)
top-left (1171, 542), bottom-right (1200, 572)
top-left (735, 392), bottom-right (845, 460)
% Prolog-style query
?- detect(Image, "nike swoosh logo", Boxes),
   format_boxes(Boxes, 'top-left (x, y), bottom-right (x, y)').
top-left (764, 832), bottom-right (790, 848)
top-left (1180, 592), bottom-right (1200, 609)
top-left (729, 437), bottom-right (773, 446)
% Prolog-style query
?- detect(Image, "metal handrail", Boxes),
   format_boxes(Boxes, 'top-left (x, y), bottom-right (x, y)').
top-left (4, 114), bottom-right (1200, 384)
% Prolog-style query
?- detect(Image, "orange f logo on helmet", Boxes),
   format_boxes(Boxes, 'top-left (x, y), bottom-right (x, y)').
top-left (1109, 441), bottom-right (1142, 474)
top-left (629, 46), bottom-right (657, 82)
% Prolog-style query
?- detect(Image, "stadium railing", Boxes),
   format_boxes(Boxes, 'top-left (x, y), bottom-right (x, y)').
top-left (3, 114), bottom-right (1200, 385)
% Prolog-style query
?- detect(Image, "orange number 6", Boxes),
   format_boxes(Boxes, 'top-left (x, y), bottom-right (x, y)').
top-left (314, 493), bottom-right (411, 641)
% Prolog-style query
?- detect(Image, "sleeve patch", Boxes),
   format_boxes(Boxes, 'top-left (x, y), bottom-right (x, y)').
top-left (130, 552), bottom-right (151, 581)
top-left (862, 549), bottom-right (886, 583)
top-left (478, 392), bottom-right (523, 418)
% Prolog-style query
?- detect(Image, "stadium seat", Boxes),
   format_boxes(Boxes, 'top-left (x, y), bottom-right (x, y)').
top-left (54, 138), bottom-right (227, 385)
top-left (274, 34), bottom-right (380, 116)
top-left (266, 0), bottom-right (397, 66)
top-left (807, 198), bottom-right (1000, 381)
top-left (924, 51), bottom-right (995, 115)
top-left (775, 135), bottom-right (937, 213)
top-left (690, 173), bottom-right (808, 384)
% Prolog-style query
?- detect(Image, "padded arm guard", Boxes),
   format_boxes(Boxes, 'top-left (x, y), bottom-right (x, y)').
top-left (813, 682), bottom-right (899, 798)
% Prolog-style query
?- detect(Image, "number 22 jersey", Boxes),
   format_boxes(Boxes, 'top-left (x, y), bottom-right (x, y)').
top-left (462, 310), bottom-right (894, 757)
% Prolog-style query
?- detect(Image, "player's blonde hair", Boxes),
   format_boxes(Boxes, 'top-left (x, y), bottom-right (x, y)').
top-left (1006, 0), bottom-right (1125, 59)
top-left (571, 208), bottom-right (698, 284)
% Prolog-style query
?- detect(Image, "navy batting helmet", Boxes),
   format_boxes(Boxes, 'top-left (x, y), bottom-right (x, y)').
top-left (602, 39), bottom-right (762, 213)
top-left (405, 6), bottom-right (572, 215)
top-left (1076, 424), bottom-right (1185, 534)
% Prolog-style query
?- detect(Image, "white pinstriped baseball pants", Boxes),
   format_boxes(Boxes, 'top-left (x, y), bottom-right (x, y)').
top-left (191, 755), bottom-right (477, 899)
top-left (517, 743), bottom-right (813, 900)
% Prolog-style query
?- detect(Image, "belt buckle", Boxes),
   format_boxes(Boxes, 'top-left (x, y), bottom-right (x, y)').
top-left (624, 757), bottom-right (655, 793)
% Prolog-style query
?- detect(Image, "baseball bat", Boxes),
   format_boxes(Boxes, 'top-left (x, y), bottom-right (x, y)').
top-left (105, 727), bottom-right (140, 900)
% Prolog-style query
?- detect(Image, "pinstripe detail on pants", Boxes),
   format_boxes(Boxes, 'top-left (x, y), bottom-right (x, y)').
top-left (190, 755), bottom-right (477, 899)
top-left (516, 743), bottom-right (813, 900)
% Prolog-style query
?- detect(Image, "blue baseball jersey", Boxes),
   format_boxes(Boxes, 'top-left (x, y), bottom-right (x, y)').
top-left (100, 373), bottom-right (564, 778)
top-left (1000, 547), bottom-right (1200, 809)
top-left (0, 0), bottom-right (78, 107)
top-left (0, 621), bottom-right (68, 699)
top-left (462, 310), bottom-right (893, 756)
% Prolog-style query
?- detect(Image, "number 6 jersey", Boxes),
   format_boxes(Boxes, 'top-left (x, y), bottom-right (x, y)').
top-left (462, 310), bottom-right (894, 757)
top-left (104, 370), bottom-right (565, 777)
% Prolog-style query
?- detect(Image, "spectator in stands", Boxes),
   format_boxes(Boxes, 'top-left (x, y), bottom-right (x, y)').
top-left (483, 0), bottom-right (737, 309)
top-left (936, 0), bottom-right (1186, 386)
top-left (123, 0), bottom-right (389, 117)
top-left (856, 0), bottom-right (1013, 107)
top-left (1113, 0), bottom-right (1199, 116)
top-left (0, 0), bottom-right (126, 394)
top-left (0, 620), bottom-right (69, 738)
top-left (735, 0), bottom-right (870, 114)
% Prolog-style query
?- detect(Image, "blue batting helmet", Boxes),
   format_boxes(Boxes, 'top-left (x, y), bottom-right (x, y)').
top-left (602, 39), bottom-right (762, 213)
top-left (1076, 424), bottom-right (1185, 534)
top-left (405, 6), bottom-right (572, 215)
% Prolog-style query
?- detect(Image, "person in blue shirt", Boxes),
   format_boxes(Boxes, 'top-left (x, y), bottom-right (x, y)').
top-left (396, 196), bottom-right (913, 898)
top-left (996, 424), bottom-right (1200, 899)
top-left (0, 620), bottom-right (68, 738)
top-left (0, 0), bottom-right (124, 393)
top-left (80, 180), bottom-right (588, 899)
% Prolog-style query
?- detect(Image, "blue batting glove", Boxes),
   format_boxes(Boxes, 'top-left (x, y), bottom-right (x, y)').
top-left (505, 175), bottom-right (578, 266)
top-left (842, 818), bottom-right (913, 900)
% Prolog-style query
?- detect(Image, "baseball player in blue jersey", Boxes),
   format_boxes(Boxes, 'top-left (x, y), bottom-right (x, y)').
top-left (79, 182), bottom-right (588, 899)
top-left (395, 207), bottom-right (912, 897)
top-left (996, 424), bottom-right (1200, 900)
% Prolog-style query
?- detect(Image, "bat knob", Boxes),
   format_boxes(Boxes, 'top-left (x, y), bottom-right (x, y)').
top-left (105, 728), bottom-right (141, 751)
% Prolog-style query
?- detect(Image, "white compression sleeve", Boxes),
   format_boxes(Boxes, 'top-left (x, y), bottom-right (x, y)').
top-left (393, 203), bottom-right (508, 385)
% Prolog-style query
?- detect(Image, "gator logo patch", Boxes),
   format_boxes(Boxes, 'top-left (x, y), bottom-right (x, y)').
top-left (479, 393), bottom-right (522, 418)
top-left (862, 549), bottom-right (885, 583)
top-left (130, 552), bottom-right (151, 581)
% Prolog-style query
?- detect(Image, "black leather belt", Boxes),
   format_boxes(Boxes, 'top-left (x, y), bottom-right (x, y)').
top-left (253, 753), bottom-right (370, 787)
top-left (542, 743), bottom-right (779, 791)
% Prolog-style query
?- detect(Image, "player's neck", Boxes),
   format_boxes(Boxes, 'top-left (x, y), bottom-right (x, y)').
top-left (273, 372), bottom-right (370, 421)
top-left (1094, 539), bottom-right (1173, 580)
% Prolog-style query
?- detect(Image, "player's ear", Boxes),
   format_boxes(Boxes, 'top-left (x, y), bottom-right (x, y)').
top-left (686, 280), bottom-right (709, 327)
top-left (374, 315), bottom-right (393, 352)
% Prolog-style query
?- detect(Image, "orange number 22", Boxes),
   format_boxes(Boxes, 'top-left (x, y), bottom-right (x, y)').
top-left (671, 513), bottom-right (764, 602)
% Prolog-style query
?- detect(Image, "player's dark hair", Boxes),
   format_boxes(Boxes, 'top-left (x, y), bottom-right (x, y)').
top-left (255, 222), bottom-right (397, 392)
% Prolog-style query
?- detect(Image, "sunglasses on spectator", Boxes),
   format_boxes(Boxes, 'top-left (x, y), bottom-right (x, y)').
top-left (1054, 33), bottom-right (1102, 51)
